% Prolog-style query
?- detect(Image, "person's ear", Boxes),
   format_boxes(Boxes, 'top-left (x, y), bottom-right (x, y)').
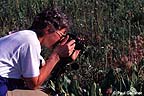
top-left (44, 25), bottom-right (56, 34)
top-left (42, 25), bottom-right (51, 34)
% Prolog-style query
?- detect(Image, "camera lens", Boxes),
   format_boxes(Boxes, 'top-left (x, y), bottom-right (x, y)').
top-left (67, 33), bottom-right (85, 50)
top-left (75, 41), bottom-right (84, 50)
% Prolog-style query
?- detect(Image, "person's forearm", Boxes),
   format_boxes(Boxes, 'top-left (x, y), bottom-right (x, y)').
top-left (38, 52), bottom-right (60, 84)
top-left (26, 52), bottom-right (60, 89)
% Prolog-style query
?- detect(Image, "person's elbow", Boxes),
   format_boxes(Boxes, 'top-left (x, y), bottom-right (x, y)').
top-left (28, 84), bottom-right (40, 90)
top-left (23, 77), bottom-right (41, 90)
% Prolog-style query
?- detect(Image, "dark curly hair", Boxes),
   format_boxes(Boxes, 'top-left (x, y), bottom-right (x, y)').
top-left (29, 7), bottom-right (71, 37)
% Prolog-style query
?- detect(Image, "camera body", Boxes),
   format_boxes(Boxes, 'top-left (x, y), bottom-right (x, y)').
top-left (49, 33), bottom-right (86, 78)
top-left (66, 33), bottom-right (85, 51)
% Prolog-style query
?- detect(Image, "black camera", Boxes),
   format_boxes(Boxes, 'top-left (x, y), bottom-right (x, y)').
top-left (66, 33), bottom-right (85, 51)
top-left (53, 33), bottom-right (86, 51)
top-left (49, 33), bottom-right (86, 77)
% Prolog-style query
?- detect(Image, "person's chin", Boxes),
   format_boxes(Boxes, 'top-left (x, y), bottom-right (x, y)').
top-left (51, 41), bottom-right (60, 49)
top-left (46, 45), bottom-right (52, 49)
top-left (48, 44), bottom-right (55, 49)
top-left (49, 46), bottom-right (53, 49)
top-left (44, 45), bottom-right (51, 49)
top-left (51, 45), bottom-right (56, 49)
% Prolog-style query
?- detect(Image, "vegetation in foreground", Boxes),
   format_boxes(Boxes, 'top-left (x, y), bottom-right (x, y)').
top-left (0, 0), bottom-right (144, 95)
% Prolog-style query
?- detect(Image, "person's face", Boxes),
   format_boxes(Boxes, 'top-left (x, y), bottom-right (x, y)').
top-left (42, 26), bottom-right (67, 49)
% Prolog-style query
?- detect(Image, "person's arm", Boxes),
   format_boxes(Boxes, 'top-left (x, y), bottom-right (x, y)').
top-left (23, 37), bottom-right (77, 89)
top-left (23, 52), bottom-right (60, 89)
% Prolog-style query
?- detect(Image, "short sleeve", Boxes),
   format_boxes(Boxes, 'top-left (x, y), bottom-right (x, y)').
top-left (20, 41), bottom-right (41, 78)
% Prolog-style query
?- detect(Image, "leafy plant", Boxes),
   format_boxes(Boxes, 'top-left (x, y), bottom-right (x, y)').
top-left (0, 0), bottom-right (144, 95)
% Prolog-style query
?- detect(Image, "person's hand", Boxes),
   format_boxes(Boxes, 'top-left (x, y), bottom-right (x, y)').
top-left (53, 35), bottom-right (76, 58)
top-left (70, 50), bottom-right (80, 60)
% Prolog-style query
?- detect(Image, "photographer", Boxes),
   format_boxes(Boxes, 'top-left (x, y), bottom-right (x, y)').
top-left (0, 7), bottom-right (80, 96)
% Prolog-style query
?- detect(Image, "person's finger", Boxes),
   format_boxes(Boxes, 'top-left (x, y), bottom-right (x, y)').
top-left (71, 50), bottom-right (81, 60)
top-left (60, 35), bottom-right (69, 45)
top-left (67, 40), bottom-right (76, 46)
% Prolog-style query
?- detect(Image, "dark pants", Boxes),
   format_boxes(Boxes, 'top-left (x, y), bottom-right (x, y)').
top-left (0, 76), bottom-right (28, 96)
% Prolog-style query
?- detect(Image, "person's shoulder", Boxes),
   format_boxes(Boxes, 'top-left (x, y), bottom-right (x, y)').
top-left (18, 30), bottom-right (36, 36)
top-left (16, 30), bottom-right (39, 45)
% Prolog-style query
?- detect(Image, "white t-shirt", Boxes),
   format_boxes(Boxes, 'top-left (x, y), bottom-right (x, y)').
top-left (0, 30), bottom-right (44, 79)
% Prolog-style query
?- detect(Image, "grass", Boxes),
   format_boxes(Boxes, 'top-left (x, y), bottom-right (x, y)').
top-left (0, 0), bottom-right (144, 95)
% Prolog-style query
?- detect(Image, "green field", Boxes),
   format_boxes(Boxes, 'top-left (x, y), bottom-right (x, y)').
top-left (0, 0), bottom-right (144, 95)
